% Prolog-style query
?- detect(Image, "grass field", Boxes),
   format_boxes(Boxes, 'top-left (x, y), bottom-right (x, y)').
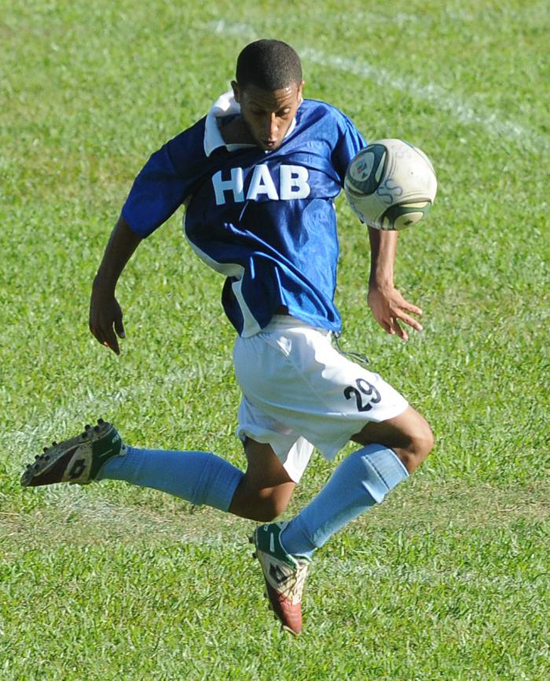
top-left (1, 0), bottom-right (549, 678)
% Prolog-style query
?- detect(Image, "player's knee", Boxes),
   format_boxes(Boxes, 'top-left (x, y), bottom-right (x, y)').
top-left (251, 508), bottom-right (281, 522)
top-left (413, 419), bottom-right (434, 458)
top-left (401, 417), bottom-right (434, 472)
top-left (250, 490), bottom-right (290, 522)
top-left (234, 486), bottom-right (291, 522)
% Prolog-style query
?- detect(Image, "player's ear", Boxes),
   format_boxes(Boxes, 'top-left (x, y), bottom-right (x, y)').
top-left (297, 79), bottom-right (305, 105)
top-left (231, 80), bottom-right (241, 103)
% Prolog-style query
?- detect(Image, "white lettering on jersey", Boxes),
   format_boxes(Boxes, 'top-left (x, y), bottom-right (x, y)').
top-left (280, 165), bottom-right (311, 200)
top-left (213, 167), bottom-right (245, 206)
top-left (212, 164), bottom-right (311, 205)
top-left (246, 165), bottom-right (279, 201)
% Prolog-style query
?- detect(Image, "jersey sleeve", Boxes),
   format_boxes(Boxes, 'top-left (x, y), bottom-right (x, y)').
top-left (121, 119), bottom-right (206, 238)
top-left (331, 113), bottom-right (367, 186)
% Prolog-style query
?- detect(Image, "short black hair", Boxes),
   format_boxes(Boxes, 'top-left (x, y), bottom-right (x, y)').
top-left (235, 39), bottom-right (302, 90)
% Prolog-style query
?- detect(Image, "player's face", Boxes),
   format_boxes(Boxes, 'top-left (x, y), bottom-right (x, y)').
top-left (233, 80), bottom-right (304, 151)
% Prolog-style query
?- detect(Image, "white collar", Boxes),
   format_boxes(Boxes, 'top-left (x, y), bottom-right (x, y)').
top-left (203, 90), bottom-right (298, 157)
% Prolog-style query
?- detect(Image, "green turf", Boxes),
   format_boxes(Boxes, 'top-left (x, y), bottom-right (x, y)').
top-left (1, 0), bottom-right (549, 678)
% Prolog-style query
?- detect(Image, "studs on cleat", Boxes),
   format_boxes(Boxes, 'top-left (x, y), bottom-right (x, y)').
top-left (22, 419), bottom-right (119, 489)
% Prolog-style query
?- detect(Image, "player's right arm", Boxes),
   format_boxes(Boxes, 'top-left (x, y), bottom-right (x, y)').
top-left (89, 122), bottom-right (203, 354)
top-left (89, 214), bottom-right (142, 355)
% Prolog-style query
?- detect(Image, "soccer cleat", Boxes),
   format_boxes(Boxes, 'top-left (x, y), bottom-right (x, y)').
top-left (250, 521), bottom-right (311, 635)
top-left (20, 419), bottom-right (126, 487)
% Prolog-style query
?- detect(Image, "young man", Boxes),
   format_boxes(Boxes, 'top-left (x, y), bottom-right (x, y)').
top-left (22, 40), bottom-right (433, 635)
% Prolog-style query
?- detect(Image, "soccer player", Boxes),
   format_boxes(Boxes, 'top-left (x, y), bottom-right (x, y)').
top-left (21, 40), bottom-right (433, 635)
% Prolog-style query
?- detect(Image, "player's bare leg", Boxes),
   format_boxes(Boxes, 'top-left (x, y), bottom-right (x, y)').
top-left (351, 405), bottom-right (434, 473)
top-left (229, 439), bottom-right (295, 522)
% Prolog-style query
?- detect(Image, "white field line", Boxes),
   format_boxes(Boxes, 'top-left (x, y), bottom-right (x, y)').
top-left (206, 20), bottom-right (550, 151)
top-left (321, 562), bottom-right (549, 591)
top-left (2, 359), bottom-right (233, 465)
top-left (321, 5), bottom-right (549, 27)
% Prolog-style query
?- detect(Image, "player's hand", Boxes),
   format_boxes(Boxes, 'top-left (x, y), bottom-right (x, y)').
top-left (89, 287), bottom-right (126, 355)
top-left (367, 284), bottom-right (423, 341)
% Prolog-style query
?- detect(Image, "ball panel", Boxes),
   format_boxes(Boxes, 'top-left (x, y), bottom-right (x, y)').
top-left (380, 202), bottom-right (433, 231)
top-left (345, 144), bottom-right (387, 195)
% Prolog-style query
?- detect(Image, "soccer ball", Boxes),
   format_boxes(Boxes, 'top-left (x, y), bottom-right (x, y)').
top-left (344, 139), bottom-right (437, 230)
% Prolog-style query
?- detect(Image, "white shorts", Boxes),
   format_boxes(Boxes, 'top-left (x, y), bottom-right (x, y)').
top-left (234, 316), bottom-right (408, 482)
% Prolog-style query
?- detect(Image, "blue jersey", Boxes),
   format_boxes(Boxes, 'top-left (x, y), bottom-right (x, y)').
top-left (122, 93), bottom-right (366, 336)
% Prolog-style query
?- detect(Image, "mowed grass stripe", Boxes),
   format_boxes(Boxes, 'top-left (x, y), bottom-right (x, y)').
top-left (4, 478), bottom-right (549, 544)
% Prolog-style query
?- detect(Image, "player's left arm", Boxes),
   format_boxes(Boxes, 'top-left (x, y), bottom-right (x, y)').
top-left (329, 110), bottom-right (422, 339)
top-left (367, 227), bottom-right (423, 341)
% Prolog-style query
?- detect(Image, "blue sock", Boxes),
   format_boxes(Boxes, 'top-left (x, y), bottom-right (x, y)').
top-left (96, 446), bottom-right (244, 512)
top-left (280, 444), bottom-right (409, 557)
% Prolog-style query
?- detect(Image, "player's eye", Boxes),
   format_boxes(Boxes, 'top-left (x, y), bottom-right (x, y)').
top-left (249, 108), bottom-right (290, 119)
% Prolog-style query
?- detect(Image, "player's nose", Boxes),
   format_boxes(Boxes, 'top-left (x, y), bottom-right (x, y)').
top-left (266, 114), bottom-right (279, 140)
